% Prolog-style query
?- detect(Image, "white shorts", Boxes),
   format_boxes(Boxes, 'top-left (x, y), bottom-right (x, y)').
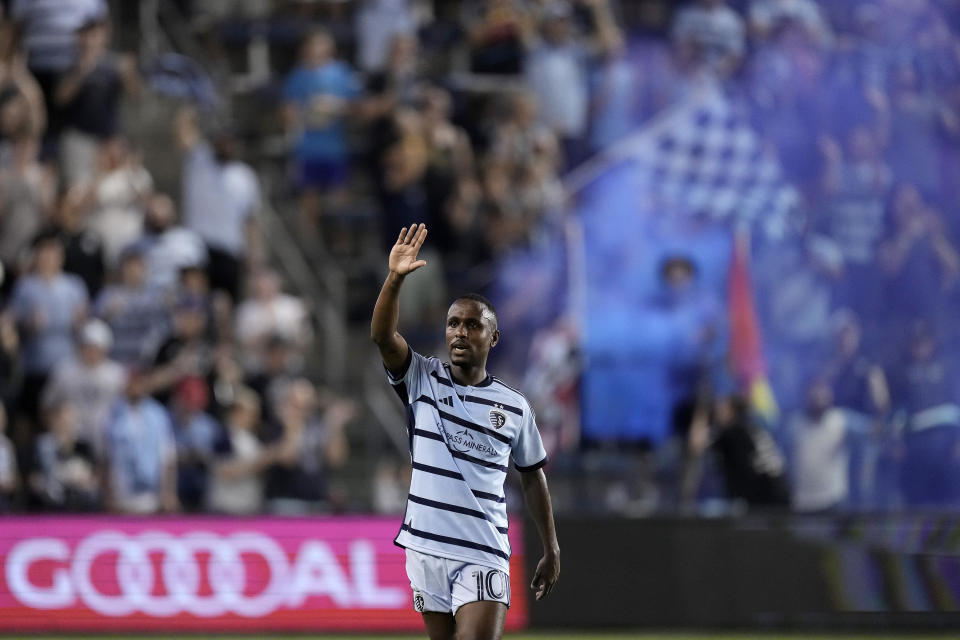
top-left (405, 549), bottom-right (511, 616)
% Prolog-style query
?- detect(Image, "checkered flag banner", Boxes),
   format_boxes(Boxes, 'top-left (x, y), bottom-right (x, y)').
top-left (565, 83), bottom-right (799, 238)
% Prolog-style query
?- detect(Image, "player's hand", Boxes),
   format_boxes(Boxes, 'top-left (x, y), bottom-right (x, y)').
top-left (389, 224), bottom-right (428, 276)
top-left (530, 548), bottom-right (559, 600)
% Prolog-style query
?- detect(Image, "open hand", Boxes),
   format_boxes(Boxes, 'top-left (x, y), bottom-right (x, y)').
top-left (389, 224), bottom-right (428, 276)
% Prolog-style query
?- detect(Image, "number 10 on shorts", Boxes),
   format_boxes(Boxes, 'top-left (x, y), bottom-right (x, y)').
top-left (473, 569), bottom-right (509, 603)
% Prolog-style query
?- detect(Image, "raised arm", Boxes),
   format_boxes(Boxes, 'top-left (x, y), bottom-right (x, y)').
top-left (520, 468), bottom-right (560, 600)
top-left (370, 223), bottom-right (428, 374)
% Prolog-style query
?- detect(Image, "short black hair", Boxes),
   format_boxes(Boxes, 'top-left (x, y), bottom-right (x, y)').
top-left (659, 255), bottom-right (697, 280)
top-left (31, 228), bottom-right (63, 249)
top-left (452, 293), bottom-right (498, 327)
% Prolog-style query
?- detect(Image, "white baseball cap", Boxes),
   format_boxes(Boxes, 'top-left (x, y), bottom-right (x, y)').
top-left (79, 319), bottom-right (113, 350)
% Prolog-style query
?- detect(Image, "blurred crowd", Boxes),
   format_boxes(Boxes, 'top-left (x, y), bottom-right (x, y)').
top-left (695, 0), bottom-right (960, 514)
top-left (0, 0), bottom-right (634, 516)
top-left (0, 0), bottom-right (958, 517)
top-left (526, 0), bottom-right (960, 515)
top-left (0, 0), bottom-right (356, 515)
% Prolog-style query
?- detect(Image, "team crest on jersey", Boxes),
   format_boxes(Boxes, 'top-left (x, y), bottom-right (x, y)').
top-left (413, 589), bottom-right (425, 612)
top-left (488, 409), bottom-right (507, 429)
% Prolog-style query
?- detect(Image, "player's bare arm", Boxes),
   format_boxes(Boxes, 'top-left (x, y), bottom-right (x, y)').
top-left (521, 467), bottom-right (560, 600)
top-left (370, 223), bottom-right (428, 375)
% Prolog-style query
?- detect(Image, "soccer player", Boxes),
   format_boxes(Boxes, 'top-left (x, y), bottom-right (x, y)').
top-left (371, 224), bottom-right (560, 640)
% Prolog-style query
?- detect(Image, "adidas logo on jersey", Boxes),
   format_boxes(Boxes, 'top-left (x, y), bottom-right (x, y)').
top-left (439, 396), bottom-right (455, 407)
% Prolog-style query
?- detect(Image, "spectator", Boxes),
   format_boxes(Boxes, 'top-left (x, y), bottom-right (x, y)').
top-left (281, 29), bottom-right (361, 231)
top-left (207, 344), bottom-right (246, 419)
top-left (9, 0), bottom-right (107, 147)
top-left (0, 403), bottom-right (18, 511)
top-left (478, 157), bottom-right (528, 252)
top-left (523, 322), bottom-right (581, 457)
top-left (376, 108), bottom-right (430, 244)
top-left (671, 0), bottom-right (746, 77)
top-left (415, 1), bottom-right (463, 77)
top-left (708, 394), bottom-right (789, 510)
top-left (41, 318), bottom-right (124, 454)
top-left (94, 244), bottom-right (168, 366)
top-left (45, 184), bottom-right (106, 297)
top-left (105, 370), bottom-right (177, 514)
top-left (786, 380), bottom-right (856, 513)
top-left (207, 387), bottom-right (272, 515)
top-left (74, 137), bottom-right (153, 267)
top-left (462, 0), bottom-right (533, 75)
top-left (53, 15), bottom-right (125, 186)
top-left (0, 10), bottom-right (46, 141)
top-left (30, 398), bottom-right (100, 511)
top-left (658, 255), bottom-right (725, 439)
top-left (388, 160), bottom-right (450, 343)
top-left (169, 376), bottom-right (221, 512)
top-left (759, 228), bottom-right (842, 413)
top-left (354, 0), bottom-right (419, 74)
top-left (743, 10), bottom-right (830, 188)
top-left (889, 322), bottom-right (960, 508)
top-left (489, 91), bottom-right (559, 176)
top-left (879, 183), bottom-right (960, 339)
top-left (0, 92), bottom-right (54, 283)
top-left (418, 85), bottom-right (477, 235)
top-left (886, 60), bottom-right (945, 197)
top-left (9, 232), bottom-right (88, 427)
top-left (517, 153), bottom-right (565, 225)
top-left (435, 179), bottom-right (494, 294)
top-left (148, 295), bottom-right (213, 406)
top-left (748, 0), bottom-right (832, 46)
top-left (181, 264), bottom-right (233, 358)
top-left (373, 109), bottom-right (450, 345)
top-left (360, 34), bottom-right (426, 183)
top-left (135, 192), bottom-right (207, 293)
top-left (820, 311), bottom-right (890, 508)
top-left (264, 379), bottom-right (352, 514)
top-left (845, 2), bottom-right (893, 94)
top-left (245, 333), bottom-right (302, 425)
top-left (524, 0), bottom-right (622, 169)
top-left (363, 33), bottom-right (424, 117)
top-left (486, 93), bottom-right (561, 236)
top-left (235, 268), bottom-right (311, 372)
top-left (587, 35), bottom-right (638, 154)
top-left (819, 124), bottom-right (891, 324)
top-left (175, 107), bottom-right (262, 301)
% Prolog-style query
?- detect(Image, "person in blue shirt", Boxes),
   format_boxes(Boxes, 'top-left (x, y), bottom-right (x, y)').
top-left (9, 231), bottom-right (88, 430)
top-left (281, 29), bottom-right (360, 233)
top-left (105, 369), bottom-right (177, 514)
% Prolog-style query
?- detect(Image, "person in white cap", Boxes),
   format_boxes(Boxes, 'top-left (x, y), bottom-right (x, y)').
top-left (42, 318), bottom-right (125, 454)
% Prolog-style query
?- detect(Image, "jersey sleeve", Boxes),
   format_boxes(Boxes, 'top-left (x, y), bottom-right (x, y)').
top-left (511, 401), bottom-right (548, 472)
top-left (384, 348), bottom-right (426, 405)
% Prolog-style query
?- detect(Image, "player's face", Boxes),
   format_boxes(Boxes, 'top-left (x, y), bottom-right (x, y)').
top-left (445, 300), bottom-right (498, 368)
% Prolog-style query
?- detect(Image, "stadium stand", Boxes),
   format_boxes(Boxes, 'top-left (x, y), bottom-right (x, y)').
top-left (1, 0), bottom-right (959, 519)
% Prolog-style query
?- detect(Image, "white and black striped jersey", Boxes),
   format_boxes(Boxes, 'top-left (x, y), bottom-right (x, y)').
top-left (387, 349), bottom-right (548, 572)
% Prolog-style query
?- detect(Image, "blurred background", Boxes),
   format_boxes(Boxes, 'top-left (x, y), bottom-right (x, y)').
top-left (1, 0), bottom-right (960, 635)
